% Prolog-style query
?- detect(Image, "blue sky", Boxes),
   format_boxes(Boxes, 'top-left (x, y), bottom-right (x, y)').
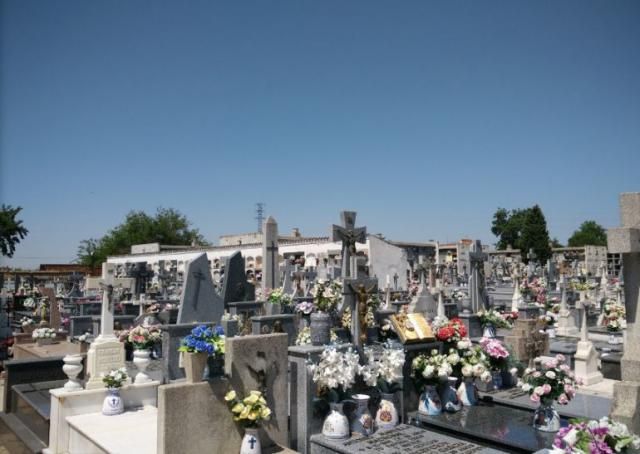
top-left (1, 1), bottom-right (639, 268)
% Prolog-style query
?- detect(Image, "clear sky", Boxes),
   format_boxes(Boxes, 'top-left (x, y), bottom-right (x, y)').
top-left (1, 1), bottom-right (639, 268)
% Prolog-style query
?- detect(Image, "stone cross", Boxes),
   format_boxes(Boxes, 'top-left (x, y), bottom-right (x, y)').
top-left (607, 192), bottom-right (640, 431)
top-left (331, 211), bottom-right (366, 279)
top-left (262, 216), bottom-right (280, 294)
top-left (97, 263), bottom-right (117, 338)
top-left (468, 240), bottom-right (489, 312)
top-left (190, 269), bottom-right (206, 311)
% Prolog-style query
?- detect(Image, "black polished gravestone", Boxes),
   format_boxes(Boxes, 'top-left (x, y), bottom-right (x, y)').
top-left (310, 424), bottom-right (507, 454)
top-left (177, 253), bottom-right (224, 324)
top-left (221, 252), bottom-right (255, 306)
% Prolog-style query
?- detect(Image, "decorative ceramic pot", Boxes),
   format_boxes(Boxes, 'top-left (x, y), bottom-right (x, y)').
top-left (439, 377), bottom-right (462, 413)
top-left (322, 402), bottom-right (349, 439)
top-left (350, 394), bottom-right (374, 436)
top-left (533, 398), bottom-right (560, 432)
top-left (240, 427), bottom-right (261, 454)
top-left (547, 328), bottom-right (556, 339)
top-left (457, 378), bottom-right (479, 406)
top-left (491, 370), bottom-right (503, 390)
top-left (418, 384), bottom-right (442, 416)
top-left (102, 388), bottom-right (124, 416)
top-left (310, 312), bottom-right (331, 346)
top-left (182, 351), bottom-right (208, 383)
top-left (375, 393), bottom-right (399, 430)
top-left (133, 349), bottom-right (152, 384)
top-left (482, 323), bottom-right (496, 338)
top-left (62, 354), bottom-right (84, 391)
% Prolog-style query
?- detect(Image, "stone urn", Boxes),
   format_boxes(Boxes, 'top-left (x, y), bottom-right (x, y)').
top-left (132, 349), bottom-right (152, 384)
top-left (62, 354), bottom-right (84, 391)
top-left (310, 312), bottom-right (331, 346)
top-left (182, 351), bottom-right (208, 383)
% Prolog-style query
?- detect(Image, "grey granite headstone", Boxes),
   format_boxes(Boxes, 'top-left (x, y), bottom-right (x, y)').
top-left (262, 216), bottom-right (280, 294)
top-left (70, 316), bottom-right (94, 336)
top-left (160, 323), bottom-right (200, 381)
top-left (177, 253), bottom-right (224, 324)
top-left (251, 314), bottom-right (297, 345)
top-left (222, 252), bottom-right (255, 305)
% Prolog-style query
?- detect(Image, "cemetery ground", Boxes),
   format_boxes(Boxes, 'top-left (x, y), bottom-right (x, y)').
top-left (0, 196), bottom-right (638, 453)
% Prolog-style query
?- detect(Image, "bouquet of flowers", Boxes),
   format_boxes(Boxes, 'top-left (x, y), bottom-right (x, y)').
top-left (477, 308), bottom-right (511, 329)
top-left (20, 317), bottom-right (35, 327)
top-left (459, 344), bottom-right (492, 383)
top-left (295, 301), bottom-right (315, 315)
top-left (224, 389), bottom-right (272, 428)
top-left (539, 312), bottom-right (557, 329)
top-left (434, 317), bottom-right (468, 344)
top-left (570, 281), bottom-right (591, 292)
top-left (519, 354), bottom-right (581, 405)
top-left (341, 307), bottom-right (376, 329)
top-left (295, 327), bottom-right (338, 346)
top-left (412, 349), bottom-right (453, 387)
top-left (178, 324), bottom-right (225, 356)
top-left (551, 417), bottom-right (640, 454)
top-left (32, 327), bottom-right (56, 339)
top-left (360, 346), bottom-right (405, 393)
top-left (479, 337), bottom-right (510, 371)
top-left (602, 302), bottom-right (626, 332)
top-left (23, 297), bottom-right (36, 309)
top-left (522, 278), bottom-right (547, 304)
top-left (311, 280), bottom-right (342, 312)
top-left (266, 287), bottom-right (293, 306)
top-left (102, 367), bottom-right (128, 388)
top-left (127, 325), bottom-right (162, 350)
top-left (310, 347), bottom-right (360, 402)
top-left (500, 311), bottom-right (519, 325)
top-left (221, 311), bottom-right (240, 322)
top-left (450, 289), bottom-right (467, 302)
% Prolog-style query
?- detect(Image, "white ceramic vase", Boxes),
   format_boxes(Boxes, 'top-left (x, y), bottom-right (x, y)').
top-left (240, 427), bottom-right (261, 454)
top-left (102, 388), bottom-right (124, 416)
top-left (322, 402), bottom-right (349, 439)
top-left (375, 393), bottom-right (399, 430)
top-left (457, 378), bottom-right (479, 406)
top-left (62, 354), bottom-right (83, 391)
top-left (133, 349), bottom-right (152, 384)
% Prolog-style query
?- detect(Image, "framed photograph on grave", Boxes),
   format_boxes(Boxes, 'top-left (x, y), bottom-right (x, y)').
top-left (390, 313), bottom-right (434, 343)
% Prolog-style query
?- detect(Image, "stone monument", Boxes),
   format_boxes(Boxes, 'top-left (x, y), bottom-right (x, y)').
top-left (261, 216), bottom-right (280, 294)
top-left (573, 298), bottom-right (603, 385)
top-left (331, 210), bottom-right (367, 280)
top-left (556, 274), bottom-right (579, 337)
top-left (177, 253), bottom-right (224, 324)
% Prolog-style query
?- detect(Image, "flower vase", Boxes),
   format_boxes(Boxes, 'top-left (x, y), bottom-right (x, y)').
top-left (310, 312), bottom-right (331, 346)
top-left (36, 338), bottom-right (54, 347)
top-left (457, 378), bottom-right (479, 406)
top-left (482, 323), bottom-right (496, 338)
top-left (375, 393), bottom-right (399, 430)
top-left (102, 388), bottom-right (124, 416)
top-left (533, 398), bottom-right (560, 432)
top-left (491, 371), bottom-right (503, 390)
top-left (240, 427), bottom-right (261, 454)
top-left (547, 327), bottom-right (556, 339)
top-left (322, 402), bottom-right (349, 439)
top-left (264, 302), bottom-right (281, 316)
top-left (418, 384), bottom-right (442, 416)
top-left (350, 394), bottom-right (374, 436)
top-left (182, 351), bottom-right (208, 383)
top-left (133, 349), bottom-right (152, 384)
top-left (439, 377), bottom-right (462, 413)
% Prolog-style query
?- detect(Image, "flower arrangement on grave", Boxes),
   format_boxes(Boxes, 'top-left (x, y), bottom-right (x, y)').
top-left (178, 324), bottom-right (225, 356)
top-left (23, 297), bottom-right (36, 309)
top-left (519, 354), bottom-right (581, 406)
top-left (294, 301), bottom-right (315, 315)
top-left (32, 327), bottom-right (56, 339)
top-left (601, 302), bottom-right (626, 332)
top-left (433, 317), bottom-right (468, 345)
top-left (458, 343), bottom-right (492, 384)
top-left (224, 389), bottom-right (272, 428)
top-left (479, 337), bottom-right (510, 372)
top-left (551, 417), bottom-right (640, 454)
top-left (521, 278), bottom-right (547, 304)
top-left (266, 287), bottom-right (293, 306)
top-left (570, 281), bottom-right (591, 292)
top-left (221, 311), bottom-right (240, 322)
top-left (101, 367), bottom-right (128, 389)
top-left (500, 310), bottom-right (519, 325)
top-left (411, 349), bottom-right (453, 387)
top-left (311, 280), bottom-right (342, 313)
top-left (538, 312), bottom-right (557, 329)
top-left (294, 327), bottom-right (338, 346)
top-left (450, 289), bottom-right (467, 302)
top-left (127, 325), bottom-right (162, 350)
top-left (477, 308), bottom-right (511, 329)
top-left (20, 317), bottom-right (35, 327)
top-left (341, 307), bottom-right (376, 330)
top-left (310, 347), bottom-right (360, 402)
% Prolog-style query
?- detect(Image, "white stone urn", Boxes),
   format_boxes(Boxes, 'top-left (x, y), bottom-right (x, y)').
top-left (132, 349), bottom-right (152, 384)
top-left (322, 402), bottom-right (349, 439)
top-left (62, 354), bottom-right (83, 391)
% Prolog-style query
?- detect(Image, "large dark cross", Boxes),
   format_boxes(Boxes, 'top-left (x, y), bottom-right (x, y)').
top-left (343, 273), bottom-right (378, 355)
top-left (191, 269), bottom-right (206, 311)
top-left (469, 240), bottom-right (489, 312)
top-left (331, 211), bottom-right (366, 279)
top-left (266, 241), bottom-right (278, 289)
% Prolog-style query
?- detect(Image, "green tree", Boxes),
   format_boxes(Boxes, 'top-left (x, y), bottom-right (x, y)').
top-left (77, 208), bottom-right (209, 266)
top-left (567, 220), bottom-right (607, 247)
top-left (520, 205), bottom-right (552, 264)
top-left (491, 207), bottom-right (530, 250)
top-left (0, 205), bottom-right (29, 258)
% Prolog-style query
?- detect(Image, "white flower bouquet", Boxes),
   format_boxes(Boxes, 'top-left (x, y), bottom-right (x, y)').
top-left (310, 347), bottom-right (360, 402)
top-left (101, 367), bottom-right (128, 388)
top-left (32, 327), bottom-right (56, 339)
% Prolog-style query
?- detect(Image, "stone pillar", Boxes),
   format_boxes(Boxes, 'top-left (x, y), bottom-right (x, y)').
top-left (261, 216), bottom-right (280, 294)
top-left (574, 299), bottom-right (603, 385)
top-left (556, 276), bottom-right (579, 337)
top-left (608, 192), bottom-right (640, 432)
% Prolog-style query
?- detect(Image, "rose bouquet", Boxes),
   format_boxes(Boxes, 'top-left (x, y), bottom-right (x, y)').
top-left (434, 317), bottom-right (468, 344)
top-left (127, 325), bottom-right (162, 350)
top-left (519, 354), bottom-right (581, 405)
top-left (178, 324), bottom-right (225, 356)
top-left (266, 287), bottom-right (293, 306)
top-left (102, 367), bottom-right (128, 388)
top-left (477, 309), bottom-right (511, 329)
top-left (551, 417), bottom-right (640, 454)
top-left (310, 347), bottom-right (360, 402)
top-left (522, 278), bottom-right (547, 305)
top-left (500, 311), bottom-right (519, 325)
top-left (224, 389), bottom-right (272, 428)
top-left (459, 344), bottom-right (492, 383)
top-left (411, 349), bottom-right (453, 387)
top-left (602, 302), bottom-right (626, 332)
top-left (479, 337), bottom-right (510, 372)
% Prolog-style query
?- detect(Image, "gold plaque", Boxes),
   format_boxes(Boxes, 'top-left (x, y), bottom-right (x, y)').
top-left (390, 313), bottom-right (435, 344)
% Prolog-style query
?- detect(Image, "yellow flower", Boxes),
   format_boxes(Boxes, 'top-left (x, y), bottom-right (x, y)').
top-left (243, 394), bottom-right (259, 405)
top-left (224, 390), bottom-right (236, 402)
top-left (231, 403), bottom-right (244, 414)
top-left (249, 390), bottom-right (262, 397)
top-left (240, 406), bottom-right (251, 419)
top-left (258, 396), bottom-right (267, 405)
top-left (248, 410), bottom-right (258, 420)
top-left (260, 407), bottom-right (272, 420)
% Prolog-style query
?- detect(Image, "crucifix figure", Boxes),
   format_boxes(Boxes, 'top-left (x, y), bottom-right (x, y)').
top-left (468, 240), bottom-right (489, 312)
top-left (343, 268), bottom-right (378, 354)
top-left (331, 211), bottom-right (367, 279)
